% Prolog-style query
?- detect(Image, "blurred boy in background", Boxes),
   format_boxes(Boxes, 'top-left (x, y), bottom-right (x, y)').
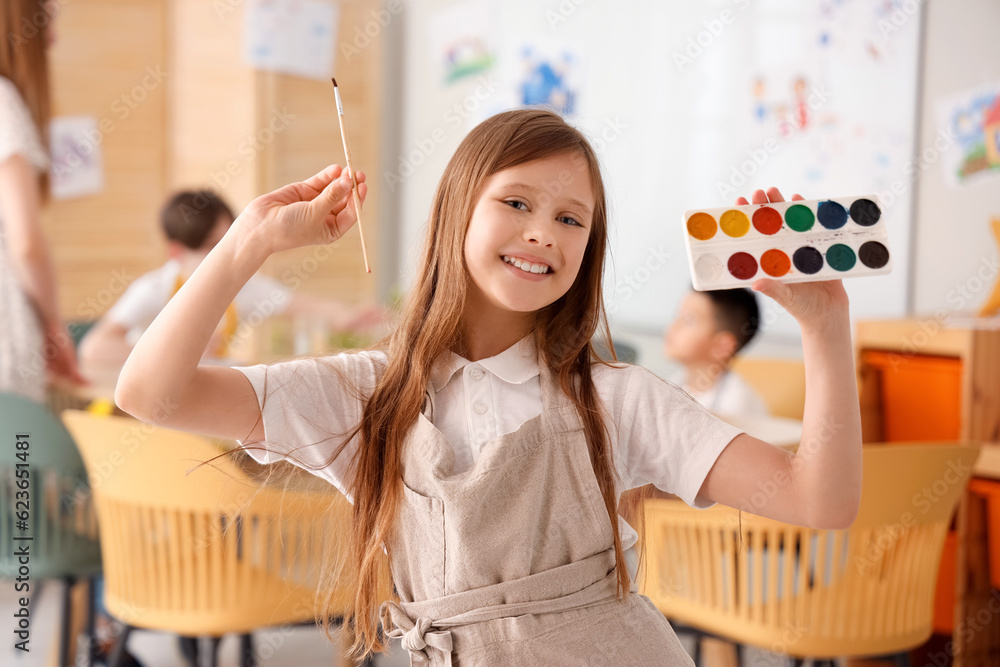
top-left (664, 287), bottom-right (768, 417)
top-left (81, 189), bottom-right (382, 367)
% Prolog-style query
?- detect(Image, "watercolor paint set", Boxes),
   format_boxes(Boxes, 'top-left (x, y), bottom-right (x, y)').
top-left (682, 195), bottom-right (892, 291)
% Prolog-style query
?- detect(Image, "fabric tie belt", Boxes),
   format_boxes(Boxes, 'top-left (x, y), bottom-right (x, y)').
top-left (379, 549), bottom-right (623, 667)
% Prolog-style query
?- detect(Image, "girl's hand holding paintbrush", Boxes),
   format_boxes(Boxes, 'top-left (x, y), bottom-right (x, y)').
top-left (735, 187), bottom-right (850, 331)
top-left (116, 163), bottom-right (366, 424)
top-left (235, 164), bottom-right (367, 256)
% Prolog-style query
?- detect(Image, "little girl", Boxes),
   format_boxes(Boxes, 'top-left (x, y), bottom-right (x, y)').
top-left (117, 109), bottom-right (862, 665)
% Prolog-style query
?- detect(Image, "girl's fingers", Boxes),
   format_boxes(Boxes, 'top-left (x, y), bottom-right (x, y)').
top-left (340, 181), bottom-right (369, 223)
top-left (751, 277), bottom-right (794, 308)
top-left (312, 171), bottom-right (356, 217)
top-left (300, 164), bottom-right (344, 194)
top-left (734, 189), bottom-right (805, 206)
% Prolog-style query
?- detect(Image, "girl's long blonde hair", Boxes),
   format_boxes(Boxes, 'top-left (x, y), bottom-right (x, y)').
top-left (332, 108), bottom-right (624, 656)
top-left (0, 0), bottom-right (52, 199)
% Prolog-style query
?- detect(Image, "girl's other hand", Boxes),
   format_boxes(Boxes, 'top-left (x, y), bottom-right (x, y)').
top-left (735, 187), bottom-right (849, 329)
top-left (236, 164), bottom-right (368, 256)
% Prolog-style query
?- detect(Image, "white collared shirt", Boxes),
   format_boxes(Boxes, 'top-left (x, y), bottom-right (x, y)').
top-left (428, 337), bottom-right (544, 474)
top-left (235, 336), bottom-right (742, 514)
top-left (105, 259), bottom-right (291, 346)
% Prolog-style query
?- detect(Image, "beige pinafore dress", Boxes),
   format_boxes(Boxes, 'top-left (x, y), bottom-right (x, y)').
top-left (379, 360), bottom-right (694, 666)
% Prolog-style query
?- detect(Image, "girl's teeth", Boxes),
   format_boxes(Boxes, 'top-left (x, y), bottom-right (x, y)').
top-left (503, 255), bottom-right (549, 274)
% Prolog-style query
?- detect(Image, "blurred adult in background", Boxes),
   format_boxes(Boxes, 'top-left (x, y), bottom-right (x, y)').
top-left (0, 0), bottom-right (86, 402)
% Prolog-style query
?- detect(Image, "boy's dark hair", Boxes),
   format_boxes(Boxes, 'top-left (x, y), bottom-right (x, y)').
top-left (704, 288), bottom-right (760, 354)
top-left (160, 190), bottom-right (235, 250)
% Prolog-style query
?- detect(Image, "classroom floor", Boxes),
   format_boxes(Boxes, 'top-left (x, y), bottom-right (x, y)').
top-left (0, 582), bottom-right (796, 666)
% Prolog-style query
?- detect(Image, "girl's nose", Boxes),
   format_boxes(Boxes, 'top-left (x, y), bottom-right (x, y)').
top-left (525, 222), bottom-right (555, 247)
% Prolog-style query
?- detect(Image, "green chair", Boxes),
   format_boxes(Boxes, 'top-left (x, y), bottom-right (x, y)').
top-left (0, 392), bottom-right (102, 666)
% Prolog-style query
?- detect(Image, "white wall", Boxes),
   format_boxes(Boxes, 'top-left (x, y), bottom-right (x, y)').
top-left (912, 0), bottom-right (1000, 316)
top-left (381, 0), bottom-right (998, 368)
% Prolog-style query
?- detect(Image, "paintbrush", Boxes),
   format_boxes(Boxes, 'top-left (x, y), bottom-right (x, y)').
top-left (331, 77), bottom-right (371, 273)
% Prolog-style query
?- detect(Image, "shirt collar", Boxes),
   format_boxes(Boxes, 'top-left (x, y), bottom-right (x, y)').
top-left (429, 335), bottom-right (539, 392)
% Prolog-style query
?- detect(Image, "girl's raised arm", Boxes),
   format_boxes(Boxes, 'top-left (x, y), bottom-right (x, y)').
top-left (697, 187), bottom-right (863, 530)
top-left (115, 165), bottom-right (366, 442)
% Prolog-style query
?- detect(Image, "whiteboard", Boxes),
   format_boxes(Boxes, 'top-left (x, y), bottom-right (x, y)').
top-left (396, 0), bottom-right (922, 342)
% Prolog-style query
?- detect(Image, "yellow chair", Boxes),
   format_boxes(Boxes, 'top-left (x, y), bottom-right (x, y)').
top-left (641, 443), bottom-right (980, 666)
top-left (731, 357), bottom-right (807, 420)
top-left (61, 410), bottom-right (376, 667)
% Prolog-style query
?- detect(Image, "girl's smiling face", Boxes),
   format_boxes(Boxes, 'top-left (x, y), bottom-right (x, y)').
top-left (463, 152), bottom-right (595, 319)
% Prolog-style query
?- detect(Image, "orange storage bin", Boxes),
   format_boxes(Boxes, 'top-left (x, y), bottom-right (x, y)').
top-left (970, 478), bottom-right (1000, 591)
top-left (862, 351), bottom-right (962, 441)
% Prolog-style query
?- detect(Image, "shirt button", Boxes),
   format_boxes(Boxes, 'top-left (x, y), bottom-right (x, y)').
top-left (473, 402), bottom-right (487, 415)
top-left (470, 368), bottom-right (485, 381)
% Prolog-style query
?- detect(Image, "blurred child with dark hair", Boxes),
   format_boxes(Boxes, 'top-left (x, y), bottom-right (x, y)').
top-left (81, 189), bottom-right (382, 367)
top-left (664, 287), bottom-right (768, 417)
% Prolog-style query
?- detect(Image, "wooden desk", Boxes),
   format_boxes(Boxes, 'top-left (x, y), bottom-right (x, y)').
top-left (974, 442), bottom-right (1000, 480)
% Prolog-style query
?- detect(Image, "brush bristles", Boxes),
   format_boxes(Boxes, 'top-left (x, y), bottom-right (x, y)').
top-left (331, 77), bottom-right (338, 87)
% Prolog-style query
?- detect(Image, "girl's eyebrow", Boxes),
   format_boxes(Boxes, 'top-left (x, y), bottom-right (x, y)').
top-left (502, 182), bottom-right (594, 216)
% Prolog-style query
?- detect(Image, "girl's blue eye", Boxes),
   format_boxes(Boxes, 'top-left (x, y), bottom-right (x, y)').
top-left (559, 216), bottom-right (582, 227)
top-left (505, 200), bottom-right (528, 211)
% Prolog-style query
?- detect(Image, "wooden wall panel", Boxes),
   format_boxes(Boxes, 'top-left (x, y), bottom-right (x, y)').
top-left (168, 0), bottom-right (257, 207)
top-left (44, 0), bottom-right (170, 321)
top-left (44, 0), bottom-right (382, 322)
top-left (258, 0), bottom-right (382, 307)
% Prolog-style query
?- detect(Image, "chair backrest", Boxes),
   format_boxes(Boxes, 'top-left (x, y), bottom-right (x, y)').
top-left (641, 443), bottom-right (980, 659)
top-left (0, 393), bottom-right (101, 578)
top-left (61, 410), bottom-right (257, 509)
top-left (61, 410), bottom-right (373, 636)
top-left (730, 357), bottom-right (806, 420)
top-left (0, 392), bottom-right (87, 473)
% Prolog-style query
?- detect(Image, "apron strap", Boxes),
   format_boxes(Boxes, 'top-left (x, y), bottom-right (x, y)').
top-left (380, 601), bottom-right (453, 667)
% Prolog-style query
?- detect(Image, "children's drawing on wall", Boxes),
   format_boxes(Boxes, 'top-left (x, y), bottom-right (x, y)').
top-left (937, 82), bottom-right (1000, 187)
top-left (49, 116), bottom-right (104, 200)
top-left (243, 0), bottom-right (338, 81)
top-left (427, 0), bottom-right (496, 87)
top-left (742, 71), bottom-right (840, 184)
top-left (518, 47), bottom-right (579, 115)
top-left (750, 73), bottom-right (836, 137)
top-left (752, 77), bottom-right (767, 124)
top-left (817, 0), bottom-right (909, 61)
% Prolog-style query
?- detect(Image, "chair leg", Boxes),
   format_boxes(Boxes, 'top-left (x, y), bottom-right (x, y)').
top-left (735, 642), bottom-right (744, 667)
top-left (59, 576), bottom-right (76, 667)
top-left (27, 579), bottom-right (44, 617)
top-left (893, 653), bottom-right (912, 667)
top-left (239, 633), bottom-right (256, 667)
top-left (107, 625), bottom-right (134, 667)
top-left (179, 635), bottom-right (199, 667)
top-left (83, 577), bottom-right (97, 667)
top-left (206, 636), bottom-right (223, 667)
top-left (693, 634), bottom-right (702, 666)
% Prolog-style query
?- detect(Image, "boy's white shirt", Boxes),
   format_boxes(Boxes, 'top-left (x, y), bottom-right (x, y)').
top-left (234, 336), bottom-right (744, 563)
top-left (670, 368), bottom-right (769, 418)
top-left (106, 259), bottom-right (291, 345)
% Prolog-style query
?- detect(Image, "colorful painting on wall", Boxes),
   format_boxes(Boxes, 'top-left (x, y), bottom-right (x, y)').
top-left (937, 82), bottom-right (1000, 187)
